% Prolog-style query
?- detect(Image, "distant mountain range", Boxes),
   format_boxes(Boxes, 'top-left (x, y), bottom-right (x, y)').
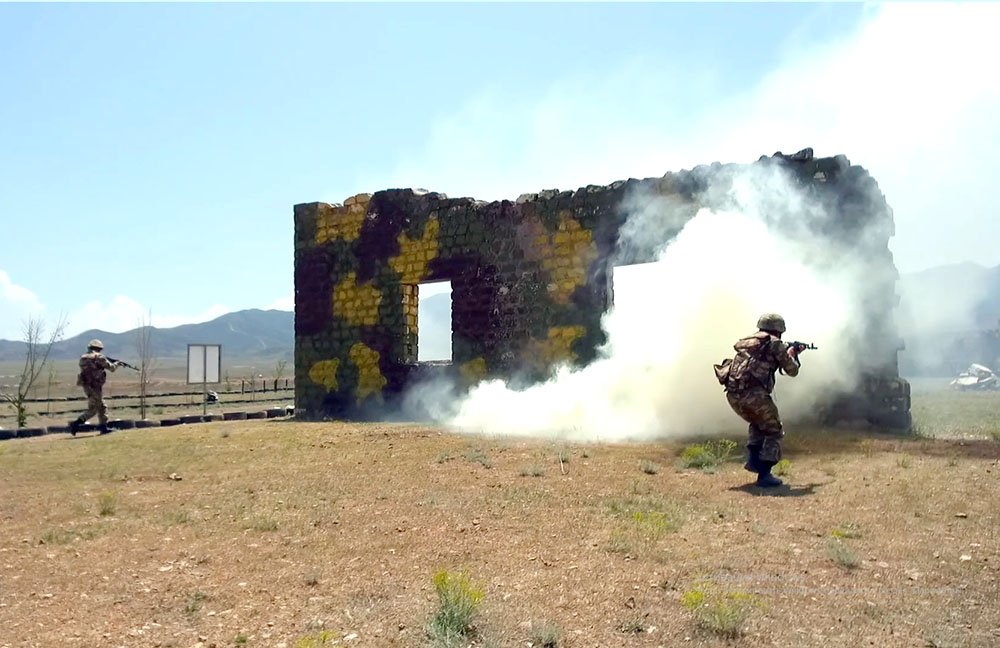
top-left (0, 309), bottom-right (294, 363)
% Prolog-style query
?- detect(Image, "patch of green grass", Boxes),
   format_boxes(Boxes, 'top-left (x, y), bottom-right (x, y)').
top-left (435, 452), bottom-right (453, 464)
top-left (604, 495), bottom-right (684, 556)
top-left (827, 539), bottom-right (860, 569)
top-left (233, 634), bottom-right (248, 645)
top-left (897, 454), bottom-right (912, 468)
top-left (830, 522), bottom-right (862, 539)
top-left (463, 447), bottom-right (492, 469)
top-left (98, 492), bottom-right (117, 516)
top-left (910, 390), bottom-right (1000, 439)
top-left (680, 586), bottom-right (760, 638)
top-left (530, 621), bottom-right (561, 647)
top-left (679, 439), bottom-right (738, 471)
top-left (184, 591), bottom-right (208, 615)
top-left (772, 459), bottom-right (791, 476)
top-left (248, 516), bottom-right (279, 532)
top-left (426, 570), bottom-right (484, 646)
top-left (294, 630), bottom-right (336, 648)
top-left (40, 528), bottom-right (81, 545)
top-left (519, 464), bottom-right (545, 477)
top-left (639, 460), bottom-right (660, 475)
top-left (165, 509), bottom-right (191, 526)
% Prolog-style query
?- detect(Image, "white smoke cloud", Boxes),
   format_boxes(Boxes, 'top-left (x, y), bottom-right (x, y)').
top-left (405, 165), bottom-right (869, 441)
top-left (0, 270), bottom-right (46, 340)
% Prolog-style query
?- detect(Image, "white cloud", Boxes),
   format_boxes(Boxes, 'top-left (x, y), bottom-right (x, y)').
top-left (65, 297), bottom-right (232, 337)
top-left (377, 3), bottom-right (1000, 273)
top-left (0, 270), bottom-right (45, 340)
top-left (265, 295), bottom-right (294, 311)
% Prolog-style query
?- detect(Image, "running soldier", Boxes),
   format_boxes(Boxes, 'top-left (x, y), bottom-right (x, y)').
top-left (715, 313), bottom-right (804, 487)
top-left (69, 339), bottom-right (124, 436)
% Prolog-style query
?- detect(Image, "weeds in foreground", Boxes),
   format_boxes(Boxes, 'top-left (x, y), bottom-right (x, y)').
top-left (772, 459), bottom-right (791, 476)
top-left (519, 465), bottom-right (545, 477)
top-left (234, 634), bottom-right (248, 645)
top-left (248, 516), bottom-right (279, 532)
top-left (897, 454), bottom-right (912, 469)
top-left (294, 630), bottom-right (336, 648)
top-left (463, 447), bottom-right (492, 469)
top-left (639, 460), bottom-right (660, 475)
top-left (679, 439), bottom-right (738, 471)
top-left (426, 570), bottom-right (484, 646)
top-left (617, 612), bottom-right (650, 634)
top-left (831, 522), bottom-right (863, 539)
top-left (530, 621), bottom-right (561, 647)
top-left (827, 539), bottom-right (861, 569)
top-left (681, 585), bottom-right (760, 638)
top-left (184, 591), bottom-right (208, 615)
top-left (605, 495), bottom-right (684, 557)
top-left (98, 492), bottom-right (117, 516)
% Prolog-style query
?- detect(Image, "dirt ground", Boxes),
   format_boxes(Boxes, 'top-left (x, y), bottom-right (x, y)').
top-left (1, 418), bottom-right (998, 648)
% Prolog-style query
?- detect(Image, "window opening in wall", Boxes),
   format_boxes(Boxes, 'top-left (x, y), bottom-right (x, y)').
top-left (610, 261), bottom-right (662, 312)
top-left (418, 280), bottom-right (453, 362)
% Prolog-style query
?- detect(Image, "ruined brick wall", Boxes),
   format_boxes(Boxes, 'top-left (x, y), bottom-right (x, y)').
top-left (294, 150), bottom-right (911, 428)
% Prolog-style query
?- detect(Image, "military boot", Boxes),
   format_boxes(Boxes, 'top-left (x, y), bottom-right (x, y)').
top-left (756, 461), bottom-right (783, 488)
top-left (744, 445), bottom-right (763, 473)
top-left (98, 423), bottom-right (111, 435)
top-left (69, 417), bottom-right (84, 437)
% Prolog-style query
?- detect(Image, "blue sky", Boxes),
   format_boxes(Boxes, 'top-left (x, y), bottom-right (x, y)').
top-left (1, 3), bottom-right (998, 340)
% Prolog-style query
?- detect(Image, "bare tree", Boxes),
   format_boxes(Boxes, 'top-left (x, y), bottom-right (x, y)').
top-left (1, 315), bottom-right (67, 428)
top-left (272, 359), bottom-right (289, 391)
top-left (134, 311), bottom-right (157, 420)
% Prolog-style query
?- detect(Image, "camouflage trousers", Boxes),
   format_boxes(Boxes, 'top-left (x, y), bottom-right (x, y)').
top-left (726, 388), bottom-right (783, 463)
top-left (80, 386), bottom-right (109, 425)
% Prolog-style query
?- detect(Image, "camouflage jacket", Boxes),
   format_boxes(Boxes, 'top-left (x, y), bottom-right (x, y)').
top-left (77, 351), bottom-right (117, 389)
top-left (723, 331), bottom-right (799, 394)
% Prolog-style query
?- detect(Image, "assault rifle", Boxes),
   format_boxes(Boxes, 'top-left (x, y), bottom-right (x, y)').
top-left (107, 357), bottom-right (140, 371)
top-left (782, 341), bottom-right (817, 373)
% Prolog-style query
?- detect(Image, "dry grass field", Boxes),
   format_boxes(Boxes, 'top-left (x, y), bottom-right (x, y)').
top-left (1, 387), bottom-right (998, 648)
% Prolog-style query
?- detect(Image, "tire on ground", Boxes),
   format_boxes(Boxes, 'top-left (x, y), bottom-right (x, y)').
top-left (223, 412), bottom-right (248, 421)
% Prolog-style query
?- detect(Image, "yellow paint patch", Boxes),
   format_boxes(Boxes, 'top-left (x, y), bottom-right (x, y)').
top-left (459, 357), bottom-right (488, 385)
top-left (314, 195), bottom-right (370, 245)
top-left (522, 326), bottom-right (586, 371)
top-left (333, 272), bottom-right (382, 327)
top-left (539, 211), bottom-right (598, 304)
top-left (308, 359), bottom-right (341, 392)
top-left (390, 217), bottom-right (440, 283)
top-left (349, 342), bottom-right (387, 404)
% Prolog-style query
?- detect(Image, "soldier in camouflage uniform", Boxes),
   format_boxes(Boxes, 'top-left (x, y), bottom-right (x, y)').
top-left (718, 314), bottom-right (804, 488)
top-left (69, 339), bottom-right (123, 436)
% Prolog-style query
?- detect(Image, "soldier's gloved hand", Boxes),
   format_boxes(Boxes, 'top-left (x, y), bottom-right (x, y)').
top-left (787, 345), bottom-right (799, 358)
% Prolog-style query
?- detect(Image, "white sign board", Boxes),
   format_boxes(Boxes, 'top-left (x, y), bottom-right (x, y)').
top-left (187, 344), bottom-right (221, 384)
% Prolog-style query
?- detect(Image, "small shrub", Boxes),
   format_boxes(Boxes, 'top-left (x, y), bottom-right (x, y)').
top-left (304, 570), bottom-right (320, 586)
top-left (185, 591), bottom-right (208, 615)
top-left (98, 492), bottom-right (117, 517)
top-left (531, 621), bottom-right (561, 647)
top-left (557, 449), bottom-right (571, 464)
top-left (897, 454), bottom-right (912, 469)
top-left (248, 516), bottom-right (279, 532)
top-left (436, 452), bottom-right (453, 464)
top-left (294, 630), bottom-right (336, 648)
top-left (519, 464), bottom-right (545, 477)
top-left (234, 634), bottom-right (248, 646)
top-left (617, 613), bottom-right (649, 634)
top-left (639, 460), bottom-right (660, 475)
top-left (166, 509), bottom-right (191, 526)
top-left (581, 449), bottom-right (591, 459)
top-left (772, 459), bottom-right (791, 476)
top-left (827, 539), bottom-right (860, 569)
top-left (426, 570), bottom-right (484, 644)
top-left (463, 447), bottom-right (492, 469)
top-left (679, 439), bottom-right (738, 471)
top-left (830, 522), bottom-right (862, 539)
top-left (681, 586), bottom-right (759, 638)
top-left (40, 528), bottom-right (80, 545)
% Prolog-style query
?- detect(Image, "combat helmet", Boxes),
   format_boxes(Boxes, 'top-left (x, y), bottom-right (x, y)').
top-left (756, 313), bottom-right (786, 334)
top-left (88, 339), bottom-right (104, 350)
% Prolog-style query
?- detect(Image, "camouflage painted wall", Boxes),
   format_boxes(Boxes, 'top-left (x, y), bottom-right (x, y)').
top-left (294, 149), bottom-right (911, 428)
